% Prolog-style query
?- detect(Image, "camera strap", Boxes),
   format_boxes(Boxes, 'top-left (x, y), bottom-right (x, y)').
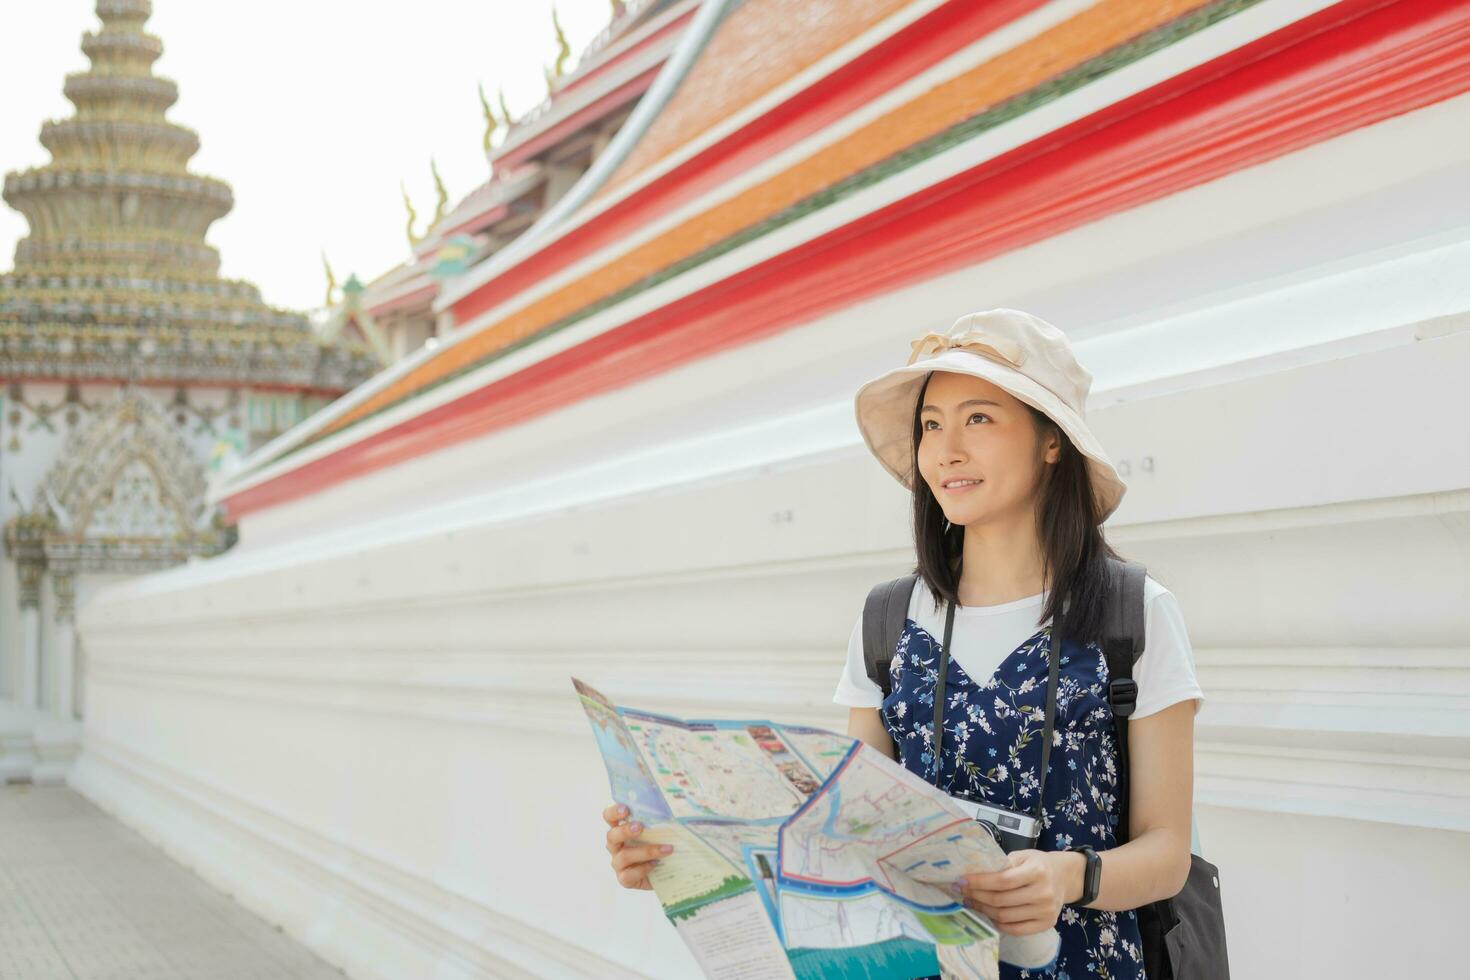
top-left (933, 599), bottom-right (1061, 823)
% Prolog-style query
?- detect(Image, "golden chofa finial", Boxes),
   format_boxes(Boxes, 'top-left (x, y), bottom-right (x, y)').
top-left (552, 5), bottom-right (572, 79)
top-left (497, 86), bottom-right (514, 128)
top-left (401, 181), bottom-right (422, 246)
top-left (321, 250), bottom-right (338, 307)
top-left (478, 81), bottom-right (499, 153)
top-left (430, 158), bottom-right (449, 227)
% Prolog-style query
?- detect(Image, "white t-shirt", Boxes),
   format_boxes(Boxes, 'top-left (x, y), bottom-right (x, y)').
top-left (832, 574), bottom-right (1204, 720)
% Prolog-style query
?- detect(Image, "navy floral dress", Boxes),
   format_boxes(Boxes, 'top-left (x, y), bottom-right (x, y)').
top-left (880, 614), bottom-right (1147, 980)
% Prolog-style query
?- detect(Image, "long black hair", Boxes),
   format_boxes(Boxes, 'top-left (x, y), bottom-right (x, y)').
top-left (909, 371), bottom-right (1122, 643)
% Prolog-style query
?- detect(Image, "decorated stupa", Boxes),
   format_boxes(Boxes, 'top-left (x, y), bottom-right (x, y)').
top-left (0, 0), bottom-right (383, 753)
top-left (0, 0), bottom-right (377, 387)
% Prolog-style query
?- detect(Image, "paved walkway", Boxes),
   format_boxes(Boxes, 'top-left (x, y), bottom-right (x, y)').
top-left (0, 784), bottom-right (345, 980)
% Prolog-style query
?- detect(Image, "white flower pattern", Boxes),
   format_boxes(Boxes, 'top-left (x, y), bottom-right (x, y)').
top-left (880, 618), bottom-right (1145, 980)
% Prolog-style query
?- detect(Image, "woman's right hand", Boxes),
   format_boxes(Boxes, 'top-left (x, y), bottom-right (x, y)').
top-left (603, 802), bottom-right (674, 890)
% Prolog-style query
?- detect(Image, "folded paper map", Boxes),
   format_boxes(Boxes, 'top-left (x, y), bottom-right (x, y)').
top-left (574, 678), bottom-right (1062, 980)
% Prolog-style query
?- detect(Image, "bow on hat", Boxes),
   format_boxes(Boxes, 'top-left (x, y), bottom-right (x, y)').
top-left (907, 327), bottom-right (1027, 368)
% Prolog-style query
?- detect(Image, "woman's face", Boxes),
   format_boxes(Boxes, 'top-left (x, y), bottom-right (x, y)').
top-left (916, 370), bottom-right (1059, 528)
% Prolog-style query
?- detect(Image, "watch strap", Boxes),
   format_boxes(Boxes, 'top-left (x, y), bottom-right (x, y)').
top-left (1068, 845), bottom-right (1101, 906)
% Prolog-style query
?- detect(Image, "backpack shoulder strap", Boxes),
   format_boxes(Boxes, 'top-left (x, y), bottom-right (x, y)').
top-left (862, 574), bottom-right (919, 700)
top-left (1102, 557), bottom-right (1147, 845)
top-left (1102, 557), bottom-right (1148, 672)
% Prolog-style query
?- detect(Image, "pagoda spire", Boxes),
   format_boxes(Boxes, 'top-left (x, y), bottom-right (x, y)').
top-left (6, 0), bottom-right (232, 277)
top-left (0, 0), bottom-right (379, 388)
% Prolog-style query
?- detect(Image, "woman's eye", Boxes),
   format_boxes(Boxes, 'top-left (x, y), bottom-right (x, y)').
top-left (922, 414), bottom-right (990, 431)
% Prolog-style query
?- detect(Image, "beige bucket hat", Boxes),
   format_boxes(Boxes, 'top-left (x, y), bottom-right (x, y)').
top-left (853, 308), bottom-right (1127, 524)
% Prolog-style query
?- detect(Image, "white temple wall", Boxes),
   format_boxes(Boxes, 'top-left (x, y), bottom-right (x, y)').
top-left (70, 572), bottom-right (129, 718)
top-left (69, 98), bottom-right (1470, 977)
top-left (70, 323), bottom-right (1470, 979)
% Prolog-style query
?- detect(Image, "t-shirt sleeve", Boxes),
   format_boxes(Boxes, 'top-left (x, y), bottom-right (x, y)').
top-left (1131, 586), bottom-right (1206, 720)
top-left (832, 612), bottom-right (885, 708)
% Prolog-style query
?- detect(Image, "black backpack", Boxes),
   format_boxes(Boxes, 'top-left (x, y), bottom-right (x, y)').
top-left (862, 557), bottom-right (1230, 980)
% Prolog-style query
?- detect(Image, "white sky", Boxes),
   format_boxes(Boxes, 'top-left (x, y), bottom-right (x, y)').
top-left (0, 0), bottom-right (622, 312)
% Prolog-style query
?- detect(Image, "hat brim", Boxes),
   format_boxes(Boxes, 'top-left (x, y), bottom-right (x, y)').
top-left (853, 349), bottom-right (1127, 524)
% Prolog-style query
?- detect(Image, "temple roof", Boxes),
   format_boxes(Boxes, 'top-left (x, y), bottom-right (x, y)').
top-left (220, 0), bottom-right (1252, 474)
top-left (594, 0), bottom-right (914, 199)
top-left (326, 2), bottom-right (695, 328)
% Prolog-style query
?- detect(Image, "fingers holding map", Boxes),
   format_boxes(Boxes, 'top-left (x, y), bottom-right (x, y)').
top-left (572, 677), bottom-right (1025, 980)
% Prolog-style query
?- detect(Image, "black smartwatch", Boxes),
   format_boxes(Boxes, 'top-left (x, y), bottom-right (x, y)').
top-left (1067, 845), bottom-right (1101, 907)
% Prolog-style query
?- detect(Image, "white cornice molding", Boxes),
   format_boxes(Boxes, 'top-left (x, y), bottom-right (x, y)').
top-left (81, 646), bottom-right (1470, 834)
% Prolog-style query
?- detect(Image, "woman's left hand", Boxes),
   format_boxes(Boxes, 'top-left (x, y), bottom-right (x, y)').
top-left (951, 849), bottom-right (1079, 936)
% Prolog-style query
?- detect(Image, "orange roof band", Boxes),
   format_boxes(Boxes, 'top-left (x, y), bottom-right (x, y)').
top-left (318, 0), bottom-right (1215, 442)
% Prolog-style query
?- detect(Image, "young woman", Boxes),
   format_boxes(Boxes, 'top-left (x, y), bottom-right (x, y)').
top-left (603, 309), bottom-right (1204, 979)
top-left (836, 308), bottom-right (1204, 978)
